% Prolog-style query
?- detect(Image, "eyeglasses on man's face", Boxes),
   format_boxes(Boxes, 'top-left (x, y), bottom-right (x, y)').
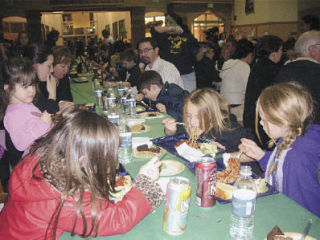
top-left (139, 48), bottom-right (154, 54)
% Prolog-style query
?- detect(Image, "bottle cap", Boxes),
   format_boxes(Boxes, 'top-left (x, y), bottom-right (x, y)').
top-left (240, 165), bottom-right (252, 176)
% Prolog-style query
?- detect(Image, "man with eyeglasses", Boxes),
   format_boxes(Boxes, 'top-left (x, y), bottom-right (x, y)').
top-left (137, 38), bottom-right (184, 89)
top-left (276, 30), bottom-right (320, 123)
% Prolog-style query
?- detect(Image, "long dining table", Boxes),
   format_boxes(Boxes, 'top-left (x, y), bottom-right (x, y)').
top-left (59, 78), bottom-right (320, 240)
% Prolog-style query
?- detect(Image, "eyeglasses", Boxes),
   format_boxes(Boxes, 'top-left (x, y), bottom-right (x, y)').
top-left (139, 48), bottom-right (154, 54)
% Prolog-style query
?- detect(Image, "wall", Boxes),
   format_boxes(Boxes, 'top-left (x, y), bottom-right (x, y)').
top-left (41, 11), bottom-right (131, 45)
top-left (41, 13), bottom-right (64, 45)
top-left (232, 0), bottom-right (299, 40)
top-left (96, 11), bottom-right (131, 41)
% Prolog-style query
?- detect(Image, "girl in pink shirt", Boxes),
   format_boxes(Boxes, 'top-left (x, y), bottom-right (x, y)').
top-left (0, 57), bottom-right (52, 168)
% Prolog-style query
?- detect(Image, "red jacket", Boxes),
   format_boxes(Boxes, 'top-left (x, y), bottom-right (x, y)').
top-left (0, 154), bottom-right (151, 240)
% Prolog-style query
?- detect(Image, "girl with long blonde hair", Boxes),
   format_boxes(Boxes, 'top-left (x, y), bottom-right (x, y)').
top-left (163, 88), bottom-right (253, 152)
top-left (0, 110), bottom-right (164, 239)
top-left (239, 82), bottom-right (320, 217)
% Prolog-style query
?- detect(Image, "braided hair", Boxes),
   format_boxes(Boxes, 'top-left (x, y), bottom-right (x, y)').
top-left (256, 82), bottom-right (314, 159)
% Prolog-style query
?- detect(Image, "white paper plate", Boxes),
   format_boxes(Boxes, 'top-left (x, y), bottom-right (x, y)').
top-left (160, 160), bottom-right (185, 177)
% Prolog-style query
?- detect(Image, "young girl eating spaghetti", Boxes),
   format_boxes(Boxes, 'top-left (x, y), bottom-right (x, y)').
top-left (163, 88), bottom-right (253, 152)
top-left (239, 82), bottom-right (320, 216)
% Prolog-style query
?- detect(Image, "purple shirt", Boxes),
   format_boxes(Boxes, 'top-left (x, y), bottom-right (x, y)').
top-left (259, 124), bottom-right (320, 217)
top-left (4, 103), bottom-right (51, 151)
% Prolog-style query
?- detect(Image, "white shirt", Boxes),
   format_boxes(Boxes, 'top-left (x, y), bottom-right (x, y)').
top-left (145, 56), bottom-right (184, 88)
top-left (220, 59), bottom-right (250, 105)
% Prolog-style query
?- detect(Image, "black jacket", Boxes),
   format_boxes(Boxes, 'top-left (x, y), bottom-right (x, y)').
top-left (152, 82), bottom-right (189, 121)
top-left (243, 58), bottom-right (281, 147)
top-left (275, 59), bottom-right (320, 124)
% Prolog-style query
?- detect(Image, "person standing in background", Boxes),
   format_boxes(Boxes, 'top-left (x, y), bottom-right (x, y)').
top-left (220, 39), bottom-right (254, 123)
top-left (151, 13), bottom-right (199, 92)
top-left (243, 35), bottom-right (283, 148)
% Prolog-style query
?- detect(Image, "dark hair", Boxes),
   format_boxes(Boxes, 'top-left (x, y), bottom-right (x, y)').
top-left (283, 37), bottom-right (296, 52)
top-left (0, 57), bottom-right (37, 107)
top-left (226, 35), bottom-right (238, 47)
top-left (102, 29), bottom-right (110, 38)
top-left (302, 14), bottom-right (320, 31)
top-left (24, 43), bottom-right (53, 64)
top-left (137, 37), bottom-right (158, 50)
top-left (139, 70), bottom-right (163, 91)
top-left (120, 48), bottom-right (137, 63)
top-left (255, 35), bottom-right (283, 58)
top-left (47, 30), bottom-right (60, 41)
top-left (233, 38), bottom-right (254, 59)
top-left (113, 40), bottom-right (126, 53)
top-left (16, 32), bottom-right (28, 46)
top-left (30, 110), bottom-right (119, 239)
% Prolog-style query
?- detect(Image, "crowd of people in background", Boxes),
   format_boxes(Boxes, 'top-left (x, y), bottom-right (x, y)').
top-left (0, 10), bottom-right (320, 239)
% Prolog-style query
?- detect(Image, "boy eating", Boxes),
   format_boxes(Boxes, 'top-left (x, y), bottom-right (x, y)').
top-left (139, 70), bottom-right (188, 121)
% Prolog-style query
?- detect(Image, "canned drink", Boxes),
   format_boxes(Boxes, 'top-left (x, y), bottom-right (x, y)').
top-left (195, 157), bottom-right (217, 208)
top-left (163, 177), bottom-right (191, 235)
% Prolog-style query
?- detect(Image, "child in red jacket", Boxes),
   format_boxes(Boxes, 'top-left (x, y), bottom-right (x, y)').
top-left (0, 110), bottom-right (164, 239)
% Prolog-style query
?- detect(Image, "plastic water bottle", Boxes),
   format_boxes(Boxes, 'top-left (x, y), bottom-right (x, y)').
top-left (230, 166), bottom-right (257, 240)
top-left (118, 116), bottom-right (132, 164)
top-left (124, 89), bottom-right (136, 117)
top-left (94, 89), bottom-right (103, 113)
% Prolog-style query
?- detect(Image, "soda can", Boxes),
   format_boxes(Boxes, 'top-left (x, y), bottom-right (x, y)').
top-left (195, 156), bottom-right (217, 208)
top-left (163, 177), bottom-right (191, 235)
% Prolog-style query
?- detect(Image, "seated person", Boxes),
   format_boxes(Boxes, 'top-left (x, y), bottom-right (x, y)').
top-left (120, 48), bottom-right (141, 88)
top-left (239, 82), bottom-right (320, 217)
top-left (0, 110), bottom-right (164, 238)
top-left (39, 46), bottom-right (74, 112)
top-left (139, 70), bottom-right (188, 122)
top-left (163, 88), bottom-right (253, 154)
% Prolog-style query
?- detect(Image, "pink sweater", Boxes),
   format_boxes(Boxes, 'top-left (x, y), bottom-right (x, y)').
top-left (4, 103), bottom-right (51, 151)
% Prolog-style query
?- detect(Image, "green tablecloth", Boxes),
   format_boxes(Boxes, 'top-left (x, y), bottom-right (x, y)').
top-left (59, 81), bottom-right (320, 240)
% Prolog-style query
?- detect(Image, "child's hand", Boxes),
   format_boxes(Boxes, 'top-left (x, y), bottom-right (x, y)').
top-left (239, 138), bottom-right (265, 160)
top-left (59, 101), bottom-right (74, 113)
top-left (135, 93), bottom-right (144, 101)
top-left (162, 118), bottom-right (177, 136)
top-left (47, 74), bottom-right (57, 100)
top-left (40, 111), bottom-right (52, 125)
top-left (156, 103), bottom-right (166, 113)
top-left (210, 141), bottom-right (226, 150)
top-left (138, 156), bottom-right (162, 181)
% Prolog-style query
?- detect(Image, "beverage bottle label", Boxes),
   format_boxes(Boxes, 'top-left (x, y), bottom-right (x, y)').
top-left (232, 189), bottom-right (256, 217)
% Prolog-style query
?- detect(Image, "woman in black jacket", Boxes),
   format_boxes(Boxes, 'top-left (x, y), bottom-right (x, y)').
top-left (243, 35), bottom-right (283, 149)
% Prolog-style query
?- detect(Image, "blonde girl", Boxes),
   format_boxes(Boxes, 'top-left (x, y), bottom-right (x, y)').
top-left (0, 110), bottom-right (164, 239)
top-left (163, 87), bottom-right (253, 152)
top-left (239, 82), bottom-right (320, 217)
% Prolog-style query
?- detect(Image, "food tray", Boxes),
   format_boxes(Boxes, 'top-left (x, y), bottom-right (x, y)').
top-left (152, 135), bottom-right (279, 203)
top-left (216, 174), bottom-right (279, 204)
top-left (152, 134), bottom-right (225, 173)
